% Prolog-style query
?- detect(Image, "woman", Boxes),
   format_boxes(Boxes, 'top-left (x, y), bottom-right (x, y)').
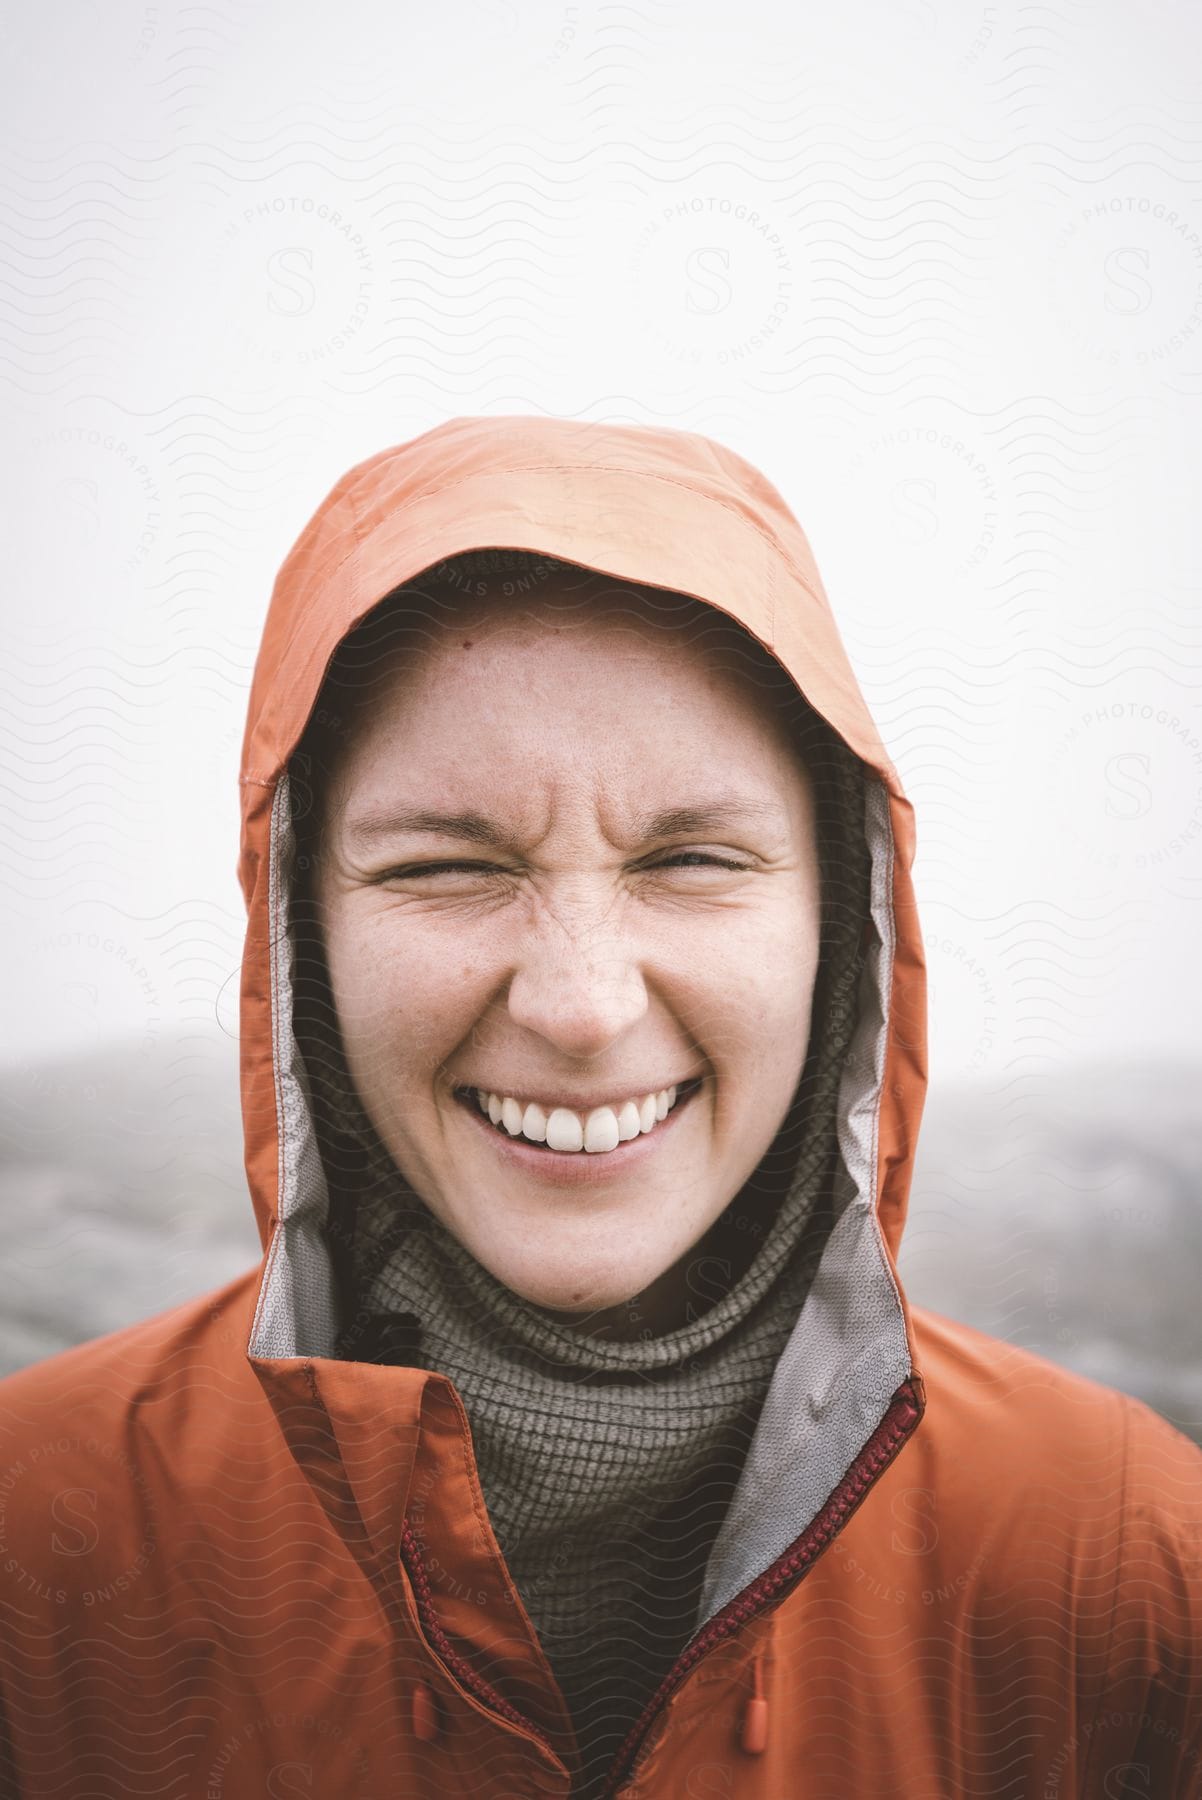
top-left (286, 546), bottom-right (872, 1797)
top-left (0, 415), bottom-right (1198, 1799)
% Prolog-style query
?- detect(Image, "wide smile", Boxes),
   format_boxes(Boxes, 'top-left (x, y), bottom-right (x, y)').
top-left (451, 1077), bottom-right (704, 1185)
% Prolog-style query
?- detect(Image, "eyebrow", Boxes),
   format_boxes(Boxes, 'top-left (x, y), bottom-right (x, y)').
top-left (344, 798), bottom-right (786, 851)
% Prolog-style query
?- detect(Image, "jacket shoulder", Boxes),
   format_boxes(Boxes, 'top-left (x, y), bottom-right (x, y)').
top-left (906, 1308), bottom-right (1202, 1772)
top-left (907, 1304), bottom-right (1202, 1601)
top-left (911, 1301), bottom-right (1201, 1463)
top-left (0, 1266), bottom-right (261, 1422)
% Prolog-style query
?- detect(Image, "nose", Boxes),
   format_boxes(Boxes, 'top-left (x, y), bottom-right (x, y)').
top-left (504, 915), bottom-right (650, 1060)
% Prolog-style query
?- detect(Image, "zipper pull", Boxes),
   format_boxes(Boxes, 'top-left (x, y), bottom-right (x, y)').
top-left (740, 1646), bottom-right (768, 1755)
top-left (412, 1679), bottom-right (440, 1743)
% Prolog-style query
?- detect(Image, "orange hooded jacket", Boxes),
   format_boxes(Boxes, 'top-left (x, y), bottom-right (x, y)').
top-left (1, 415), bottom-right (1200, 1799)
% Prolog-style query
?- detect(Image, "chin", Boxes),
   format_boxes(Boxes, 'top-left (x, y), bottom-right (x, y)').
top-left (488, 1250), bottom-right (659, 1319)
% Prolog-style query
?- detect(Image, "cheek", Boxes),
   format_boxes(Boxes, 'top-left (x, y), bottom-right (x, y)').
top-left (325, 909), bottom-right (488, 1072)
top-left (708, 983), bottom-right (813, 1177)
top-left (711, 977), bottom-right (813, 1123)
top-left (693, 900), bottom-right (818, 1058)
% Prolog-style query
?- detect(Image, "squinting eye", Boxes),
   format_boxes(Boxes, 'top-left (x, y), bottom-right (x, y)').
top-left (652, 853), bottom-right (750, 871)
top-left (382, 861), bottom-right (503, 879)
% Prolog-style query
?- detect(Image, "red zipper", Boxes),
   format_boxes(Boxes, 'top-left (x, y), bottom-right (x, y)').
top-left (601, 1377), bottom-right (924, 1796)
top-left (398, 1516), bottom-right (560, 1765)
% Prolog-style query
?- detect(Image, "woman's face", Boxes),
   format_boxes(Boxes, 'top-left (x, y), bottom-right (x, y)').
top-left (313, 582), bottom-right (822, 1329)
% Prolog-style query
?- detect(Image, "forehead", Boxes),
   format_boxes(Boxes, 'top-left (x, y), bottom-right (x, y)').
top-left (346, 575), bottom-right (797, 729)
top-left (305, 571), bottom-right (817, 829)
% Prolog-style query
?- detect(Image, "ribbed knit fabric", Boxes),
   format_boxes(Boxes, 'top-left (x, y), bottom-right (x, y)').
top-left (309, 729), bottom-right (872, 1798)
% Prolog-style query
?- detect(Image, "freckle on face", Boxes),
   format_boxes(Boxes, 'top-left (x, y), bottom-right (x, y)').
top-left (315, 584), bottom-right (823, 1322)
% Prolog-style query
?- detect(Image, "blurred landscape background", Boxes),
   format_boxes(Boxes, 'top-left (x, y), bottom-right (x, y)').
top-left (1, 1028), bottom-right (1198, 1448)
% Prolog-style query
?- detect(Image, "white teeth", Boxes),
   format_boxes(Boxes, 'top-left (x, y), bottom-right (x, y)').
top-left (473, 1082), bottom-right (693, 1155)
top-left (545, 1108), bottom-right (585, 1153)
top-left (521, 1102), bottom-right (548, 1142)
top-left (584, 1107), bottom-right (620, 1153)
top-left (616, 1100), bottom-right (641, 1142)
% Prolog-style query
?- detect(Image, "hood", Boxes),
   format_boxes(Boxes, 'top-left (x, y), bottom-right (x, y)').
top-left (237, 413), bottom-right (928, 1626)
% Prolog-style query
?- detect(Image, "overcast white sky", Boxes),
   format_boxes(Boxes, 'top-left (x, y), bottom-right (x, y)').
top-left (3, 0), bottom-right (1200, 1085)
